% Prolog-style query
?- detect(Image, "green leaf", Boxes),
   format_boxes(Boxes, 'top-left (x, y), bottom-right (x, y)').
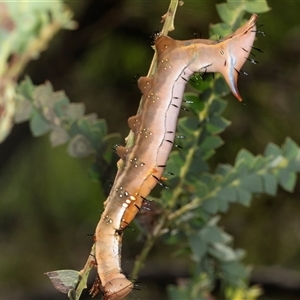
top-left (202, 198), bottom-right (218, 214)
top-left (184, 93), bottom-right (205, 113)
top-left (67, 134), bottom-right (95, 157)
top-left (33, 82), bottom-right (55, 107)
top-left (209, 23), bottom-right (232, 39)
top-left (168, 285), bottom-right (190, 300)
top-left (287, 159), bottom-right (300, 172)
top-left (223, 169), bottom-right (239, 185)
top-left (50, 128), bottom-right (70, 147)
top-left (209, 243), bottom-right (237, 261)
top-left (262, 173), bottom-right (277, 196)
top-left (251, 156), bottom-right (266, 171)
top-left (235, 160), bottom-right (249, 177)
top-left (90, 119), bottom-right (107, 139)
top-left (200, 136), bottom-right (224, 152)
top-left (44, 269), bottom-right (81, 294)
top-left (29, 112), bottom-right (51, 136)
top-left (282, 137), bottom-right (299, 160)
top-left (200, 225), bottom-right (226, 244)
top-left (215, 4), bottom-right (233, 25)
top-left (190, 179), bottom-right (209, 197)
top-left (236, 149), bottom-right (254, 165)
top-left (264, 143), bottom-right (282, 157)
top-left (215, 164), bottom-right (232, 177)
top-left (167, 151), bottom-right (186, 178)
top-left (278, 170), bottom-right (296, 192)
top-left (54, 92), bottom-right (70, 118)
top-left (236, 187), bottom-right (252, 206)
top-left (14, 96), bottom-right (33, 123)
top-left (66, 103), bottom-right (85, 121)
top-left (16, 76), bottom-right (35, 100)
top-left (189, 232), bottom-right (208, 261)
top-left (245, 1), bottom-right (271, 13)
top-left (220, 261), bottom-right (248, 280)
top-left (216, 3), bottom-right (244, 26)
top-left (74, 115), bottom-right (107, 148)
top-left (240, 173), bottom-right (263, 193)
top-left (178, 116), bottom-right (199, 137)
top-left (206, 115), bottom-right (231, 134)
top-left (188, 75), bottom-right (211, 93)
top-left (208, 97), bottom-right (228, 115)
top-left (218, 186), bottom-right (237, 203)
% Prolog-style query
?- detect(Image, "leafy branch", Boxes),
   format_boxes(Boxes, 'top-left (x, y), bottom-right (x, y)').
top-left (0, 1), bottom-right (76, 143)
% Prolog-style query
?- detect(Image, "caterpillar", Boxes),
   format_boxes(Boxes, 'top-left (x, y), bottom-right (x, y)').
top-left (93, 13), bottom-right (258, 300)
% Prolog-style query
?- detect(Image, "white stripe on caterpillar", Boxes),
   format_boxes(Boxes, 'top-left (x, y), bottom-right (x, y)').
top-left (94, 14), bottom-right (257, 300)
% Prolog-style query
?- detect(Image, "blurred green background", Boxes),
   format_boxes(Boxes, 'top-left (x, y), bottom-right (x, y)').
top-left (1, 0), bottom-right (300, 299)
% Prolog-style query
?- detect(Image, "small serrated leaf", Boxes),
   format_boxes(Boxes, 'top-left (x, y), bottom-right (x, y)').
top-left (235, 160), bottom-right (249, 177)
top-left (66, 103), bottom-right (85, 121)
top-left (262, 173), bottom-right (277, 196)
top-left (240, 173), bottom-right (263, 193)
top-left (215, 164), bottom-right (232, 176)
top-left (54, 92), bottom-right (70, 118)
top-left (184, 93), bottom-right (205, 112)
top-left (29, 112), bottom-right (51, 136)
top-left (216, 3), bottom-right (243, 26)
top-left (264, 143), bottom-right (282, 157)
top-left (178, 116), bottom-right (199, 137)
top-left (209, 243), bottom-right (237, 261)
top-left (251, 156), bottom-right (265, 171)
top-left (68, 134), bottom-right (94, 157)
top-left (199, 225), bottom-right (226, 244)
top-left (220, 261), bottom-right (248, 278)
top-left (189, 232), bottom-right (207, 261)
top-left (282, 137), bottom-right (299, 160)
top-left (213, 76), bottom-right (230, 98)
top-left (208, 97), bottom-right (228, 115)
top-left (33, 82), bottom-right (54, 107)
top-left (200, 136), bottom-right (224, 152)
top-left (278, 170), bottom-right (296, 192)
top-left (236, 187), bottom-right (252, 206)
top-left (45, 269), bottom-right (81, 294)
top-left (14, 96), bottom-right (33, 123)
top-left (206, 115), bottom-right (231, 134)
top-left (202, 198), bottom-right (218, 214)
top-left (218, 186), bottom-right (237, 203)
top-left (188, 76), bottom-right (211, 93)
top-left (209, 22), bottom-right (232, 39)
top-left (16, 76), bottom-right (34, 101)
top-left (236, 149), bottom-right (254, 165)
top-left (50, 128), bottom-right (70, 147)
top-left (245, 1), bottom-right (271, 13)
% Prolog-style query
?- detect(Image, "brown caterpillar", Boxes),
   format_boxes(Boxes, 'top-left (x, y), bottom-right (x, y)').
top-left (93, 14), bottom-right (258, 300)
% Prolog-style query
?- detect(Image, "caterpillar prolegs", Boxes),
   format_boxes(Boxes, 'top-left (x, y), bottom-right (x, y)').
top-left (94, 14), bottom-right (258, 300)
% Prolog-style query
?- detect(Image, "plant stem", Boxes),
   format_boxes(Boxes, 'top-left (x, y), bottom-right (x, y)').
top-left (130, 215), bottom-right (167, 280)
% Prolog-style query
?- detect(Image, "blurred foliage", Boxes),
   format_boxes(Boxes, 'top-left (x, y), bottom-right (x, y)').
top-left (1, 0), bottom-right (300, 300)
top-left (0, 1), bottom-right (76, 143)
